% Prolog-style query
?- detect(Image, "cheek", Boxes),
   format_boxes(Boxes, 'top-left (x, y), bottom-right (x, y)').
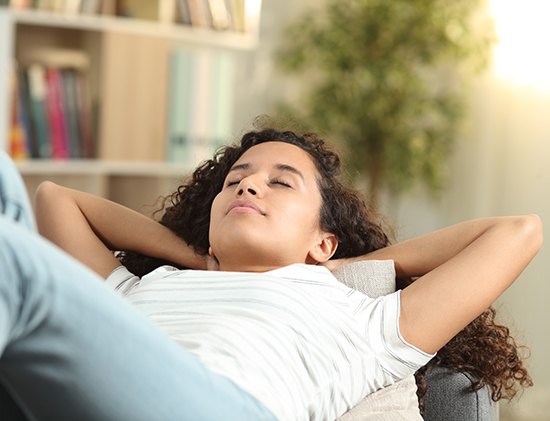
top-left (285, 198), bottom-right (322, 232)
top-left (209, 193), bottom-right (225, 230)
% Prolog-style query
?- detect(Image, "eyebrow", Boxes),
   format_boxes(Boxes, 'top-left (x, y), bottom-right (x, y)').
top-left (228, 162), bottom-right (305, 181)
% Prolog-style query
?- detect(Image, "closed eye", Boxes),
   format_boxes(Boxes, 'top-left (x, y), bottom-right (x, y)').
top-left (225, 180), bottom-right (241, 187)
top-left (271, 179), bottom-right (292, 188)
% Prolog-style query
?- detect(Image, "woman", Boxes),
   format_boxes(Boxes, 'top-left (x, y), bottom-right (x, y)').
top-left (0, 128), bottom-right (541, 420)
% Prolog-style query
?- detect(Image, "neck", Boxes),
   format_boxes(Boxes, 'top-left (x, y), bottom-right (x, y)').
top-left (218, 261), bottom-right (281, 273)
top-left (216, 252), bottom-right (305, 273)
top-left (213, 246), bottom-right (310, 272)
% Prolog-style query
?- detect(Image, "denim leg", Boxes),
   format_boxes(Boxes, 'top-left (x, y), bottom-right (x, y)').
top-left (0, 151), bottom-right (36, 232)
top-left (0, 218), bottom-right (275, 420)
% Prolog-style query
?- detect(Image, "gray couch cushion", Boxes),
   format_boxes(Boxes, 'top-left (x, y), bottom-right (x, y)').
top-left (423, 366), bottom-right (499, 421)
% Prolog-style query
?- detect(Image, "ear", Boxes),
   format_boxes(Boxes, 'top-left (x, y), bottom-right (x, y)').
top-left (307, 232), bottom-right (338, 264)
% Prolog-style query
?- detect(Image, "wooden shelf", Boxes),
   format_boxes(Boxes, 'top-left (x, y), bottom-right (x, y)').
top-left (15, 160), bottom-right (192, 177)
top-left (8, 8), bottom-right (259, 50)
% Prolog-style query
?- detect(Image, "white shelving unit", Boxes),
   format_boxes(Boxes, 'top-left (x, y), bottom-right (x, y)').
top-left (0, 2), bottom-right (261, 210)
top-left (7, 7), bottom-right (260, 50)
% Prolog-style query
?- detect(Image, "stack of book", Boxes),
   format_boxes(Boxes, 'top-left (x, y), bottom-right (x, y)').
top-left (176, 0), bottom-right (246, 31)
top-left (166, 48), bottom-right (235, 166)
top-left (9, 51), bottom-right (94, 160)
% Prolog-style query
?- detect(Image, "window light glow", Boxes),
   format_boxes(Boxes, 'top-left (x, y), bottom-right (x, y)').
top-left (489, 0), bottom-right (550, 91)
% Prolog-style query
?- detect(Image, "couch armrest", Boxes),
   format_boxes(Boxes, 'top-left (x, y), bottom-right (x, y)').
top-left (423, 366), bottom-right (499, 421)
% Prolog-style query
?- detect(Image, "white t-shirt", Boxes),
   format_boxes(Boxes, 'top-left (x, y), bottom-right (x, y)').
top-left (106, 263), bottom-right (433, 421)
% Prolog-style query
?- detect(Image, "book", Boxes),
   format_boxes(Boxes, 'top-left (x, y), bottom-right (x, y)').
top-left (228, 0), bottom-right (245, 32)
top-left (9, 66), bottom-right (29, 160)
top-left (64, 0), bottom-right (82, 14)
top-left (167, 49), bottom-right (193, 165)
top-left (79, 0), bottom-right (102, 14)
top-left (35, 0), bottom-right (56, 11)
top-left (60, 68), bottom-right (82, 158)
top-left (45, 67), bottom-right (69, 159)
top-left (118, 0), bottom-right (158, 20)
top-left (176, 0), bottom-right (192, 25)
top-left (211, 51), bottom-right (235, 149)
top-left (9, 0), bottom-right (30, 10)
top-left (158, 0), bottom-right (175, 24)
top-left (208, 0), bottom-right (230, 30)
top-left (26, 64), bottom-right (51, 158)
top-left (75, 70), bottom-right (94, 158)
top-left (16, 66), bottom-right (39, 158)
top-left (187, 0), bottom-right (210, 27)
top-left (190, 48), bottom-right (214, 164)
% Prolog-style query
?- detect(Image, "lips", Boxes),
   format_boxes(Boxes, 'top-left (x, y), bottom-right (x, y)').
top-left (227, 199), bottom-right (265, 215)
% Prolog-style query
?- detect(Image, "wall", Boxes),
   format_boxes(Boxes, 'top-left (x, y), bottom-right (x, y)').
top-left (393, 78), bottom-right (550, 421)
top-left (238, 1), bottom-right (550, 419)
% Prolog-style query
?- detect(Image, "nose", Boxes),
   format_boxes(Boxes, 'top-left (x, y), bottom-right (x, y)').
top-left (236, 177), bottom-right (261, 197)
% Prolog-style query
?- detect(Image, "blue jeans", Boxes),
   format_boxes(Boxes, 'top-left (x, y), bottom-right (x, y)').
top-left (0, 152), bottom-right (275, 421)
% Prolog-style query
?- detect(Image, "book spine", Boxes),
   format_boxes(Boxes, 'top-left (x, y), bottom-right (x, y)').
top-left (208, 0), bottom-right (230, 30)
top-left (16, 66), bottom-right (37, 158)
top-left (79, 0), bottom-right (101, 14)
top-left (211, 51), bottom-right (235, 149)
top-left (45, 67), bottom-right (69, 159)
top-left (75, 70), bottom-right (94, 158)
top-left (61, 69), bottom-right (82, 158)
top-left (27, 64), bottom-right (51, 158)
top-left (187, 0), bottom-right (209, 27)
top-left (190, 48), bottom-right (213, 164)
top-left (64, 0), bottom-right (82, 14)
top-left (176, 0), bottom-right (192, 25)
top-left (167, 49), bottom-right (194, 165)
top-left (9, 66), bottom-right (29, 160)
top-left (158, 0), bottom-right (175, 24)
top-left (229, 0), bottom-right (245, 32)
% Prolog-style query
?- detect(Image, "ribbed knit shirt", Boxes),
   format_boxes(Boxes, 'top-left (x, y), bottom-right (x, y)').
top-left (106, 263), bottom-right (433, 420)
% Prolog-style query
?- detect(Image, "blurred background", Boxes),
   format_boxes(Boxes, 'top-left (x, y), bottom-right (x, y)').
top-left (2, 0), bottom-right (549, 419)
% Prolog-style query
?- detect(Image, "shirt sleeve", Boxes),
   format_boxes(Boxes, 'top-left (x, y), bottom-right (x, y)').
top-left (350, 289), bottom-right (435, 380)
top-left (105, 265), bottom-right (141, 295)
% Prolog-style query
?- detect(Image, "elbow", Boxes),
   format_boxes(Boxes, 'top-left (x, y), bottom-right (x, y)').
top-left (517, 214), bottom-right (543, 255)
top-left (35, 181), bottom-right (64, 233)
top-left (35, 181), bottom-right (61, 210)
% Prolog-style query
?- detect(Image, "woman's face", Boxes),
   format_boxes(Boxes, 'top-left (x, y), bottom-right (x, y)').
top-left (209, 141), bottom-right (336, 272)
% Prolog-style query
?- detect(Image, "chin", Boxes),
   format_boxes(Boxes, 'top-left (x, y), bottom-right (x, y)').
top-left (216, 236), bottom-right (289, 266)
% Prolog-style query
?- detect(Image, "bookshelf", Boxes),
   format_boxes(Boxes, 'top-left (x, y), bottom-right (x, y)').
top-left (0, 1), bottom-right (261, 211)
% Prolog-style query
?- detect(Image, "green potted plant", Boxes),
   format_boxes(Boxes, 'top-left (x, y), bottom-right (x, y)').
top-left (276, 0), bottom-right (495, 206)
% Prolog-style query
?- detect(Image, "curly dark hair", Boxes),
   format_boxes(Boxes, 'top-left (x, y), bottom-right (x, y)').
top-left (119, 126), bottom-right (532, 412)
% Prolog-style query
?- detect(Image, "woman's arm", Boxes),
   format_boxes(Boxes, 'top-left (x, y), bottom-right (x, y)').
top-left (329, 216), bottom-right (543, 354)
top-left (35, 181), bottom-right (205, 278)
